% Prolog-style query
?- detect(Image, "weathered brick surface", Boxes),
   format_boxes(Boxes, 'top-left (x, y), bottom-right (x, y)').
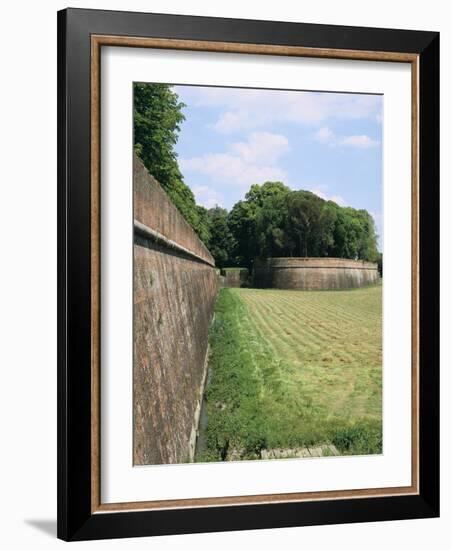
top-left (134, 155), bottom-right (214, 265)
top-left (133, 156), bottom-right (217, 465)
top-left (253, 257), bottom-right (379, 290)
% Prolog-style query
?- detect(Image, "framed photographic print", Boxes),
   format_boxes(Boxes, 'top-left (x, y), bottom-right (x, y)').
top-left (57, 8), bottom-right (439, 541)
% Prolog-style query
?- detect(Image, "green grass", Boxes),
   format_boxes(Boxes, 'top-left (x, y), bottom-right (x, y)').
top-left (196, 286), bottom-right (382, 462)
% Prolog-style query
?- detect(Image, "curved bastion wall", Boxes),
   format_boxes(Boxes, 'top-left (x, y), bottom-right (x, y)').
top-left (253, 257), bottom-right (379, 290)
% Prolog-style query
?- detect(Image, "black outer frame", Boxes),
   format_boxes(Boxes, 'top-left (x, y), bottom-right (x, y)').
top-left (57, 8), bottom-right (439, 542)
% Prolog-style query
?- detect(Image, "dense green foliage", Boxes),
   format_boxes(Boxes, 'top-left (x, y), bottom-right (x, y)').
top-left (203, 207), bottom-right (235, 268)
top-left (228, 182), bottom-right (290, 266)
top-left (196, 288), bottom-right (382, 462)
top-left (134, 83), bottom-right (379, 267)
top-left (134, 83), bottom-right (210, 242)
top-left (228, 183), bottom-right (379, 268)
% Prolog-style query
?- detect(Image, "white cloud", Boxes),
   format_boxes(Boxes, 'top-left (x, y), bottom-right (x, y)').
top-left (339, 134), bottom-right (379, 148)
top-left (180, 131), bottom-right (289, 187)
top-left (192, 186), bottom-right (224, 209)
top-left (214, 111), bottom-right (249, 134)
top-left (314, 126), bottom-right (379, 149)
top-left (314, 126), bottom-right (334, 144)
top-left (175, 87), bottom-right (383, 134)
top-left (230, 132), bottom-right (290, 164)
top-left (310, 187), bottom-right (347, 206)
top-left (181, 154), bottom-right (287, 187)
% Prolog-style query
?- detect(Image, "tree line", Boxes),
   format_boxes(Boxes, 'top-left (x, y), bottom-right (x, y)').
top-left (134, 83), bottom-right (380, 270)
top-left (214, 182), bottom-right (379, 268)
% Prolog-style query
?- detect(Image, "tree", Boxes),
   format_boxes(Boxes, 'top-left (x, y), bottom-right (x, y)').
top-left (284, 191), bottom-right (335, 257)
top-left (195, 205), bottom-right (212, 247)
top-left (134, 83), bottom-right (209, 242)
top-left (245, 181), bottom-right (291, 207)
top-left (251, 182), bottom-right (291, 258)
top-left (134, 83), bottom-right (185, 187)
top-left (228, 200), bottom-right (259, 268)
top-left (228, 182), bottom-right (291, 267)
top-left (228, 184), bottom-right (379, 264)
top-left (205, 207), bottom-right (235, 268)
top-left (354, 209), bottom-right (379, 262)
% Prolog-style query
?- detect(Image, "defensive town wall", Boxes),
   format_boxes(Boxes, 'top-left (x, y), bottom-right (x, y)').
top-left (253, 257), bottom-right (379, 290)
top-left (222, 267), bottom-right (249, 288)
top-left (133, 155), bottom-right (218, 465)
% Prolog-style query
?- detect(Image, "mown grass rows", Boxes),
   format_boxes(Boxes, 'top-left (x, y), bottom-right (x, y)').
top-left (241, 287), bottom-right (382, 420)
top-left (196, 286), bottom-right (382, 462)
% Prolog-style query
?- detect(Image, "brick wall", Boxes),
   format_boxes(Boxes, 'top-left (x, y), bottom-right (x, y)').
top-left (222, 268), bottom-right (249, 288)
top-left (133, 155), bottom-right (218, 465)
top-left (253, 257), bottom-right (379, 290)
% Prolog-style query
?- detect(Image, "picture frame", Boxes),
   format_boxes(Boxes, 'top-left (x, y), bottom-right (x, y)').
top-left (57, 7), bottom-right (439, 541)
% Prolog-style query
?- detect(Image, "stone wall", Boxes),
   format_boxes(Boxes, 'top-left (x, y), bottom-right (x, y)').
top-left (222, 268), bottom-right (249, 288)
top-left (133, 155), bottom-right (218, 465)
top-left (253, 257), bottom-right (379, 290)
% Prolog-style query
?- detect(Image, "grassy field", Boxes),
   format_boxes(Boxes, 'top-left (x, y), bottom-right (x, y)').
top-left (196, 285), bottom-right (382, 462)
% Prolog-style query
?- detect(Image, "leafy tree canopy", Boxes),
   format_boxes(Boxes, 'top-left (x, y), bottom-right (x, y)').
top-left (228, 187), bottom-right (379, 267)
top-left (134, 83), bottom-right (209, 241)
top-left (204, 207), bottom-right (235, 269)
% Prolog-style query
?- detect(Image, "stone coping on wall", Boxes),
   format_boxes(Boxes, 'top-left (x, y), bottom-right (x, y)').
top-left (134, 219), bottom-right (215, 268)
top-left (253, 257), bottom-right (379, 290)
top-left (260, 257), bottom-right (378, 270)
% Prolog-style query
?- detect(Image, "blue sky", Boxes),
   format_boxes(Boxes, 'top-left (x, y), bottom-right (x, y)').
top-left (172, 85), bottom-right (383, 250)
